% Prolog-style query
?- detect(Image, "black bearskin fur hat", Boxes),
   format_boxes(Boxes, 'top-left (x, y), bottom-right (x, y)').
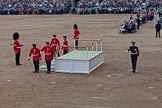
top-left (73, 23), bottom-right (78, 29)
top-left (13, 32), bottom-right (19, 40)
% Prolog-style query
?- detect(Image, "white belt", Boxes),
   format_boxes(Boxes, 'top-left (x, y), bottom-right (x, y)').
top-left (33, 54), bottom-right (39, 56)
top-left (52, 44), bottom-right (58, 47)
top-left (45, 53), bottom-right (51, 55)
top-left (16, 47), bottom-right (21, 49)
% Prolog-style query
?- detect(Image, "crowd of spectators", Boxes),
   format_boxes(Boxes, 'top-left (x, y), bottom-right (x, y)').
top-left (1, 0), bottom-right (162, 15)
top-left (72, 0), bottom-right (134, 14)
top-left (72, 0), bottom-right (162, 15)
top-left (0, 0), bottom-right (69, 15)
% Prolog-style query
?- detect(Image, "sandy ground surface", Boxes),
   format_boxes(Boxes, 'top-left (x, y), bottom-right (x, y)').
top-left (0, 14), bottom-right (162, 108)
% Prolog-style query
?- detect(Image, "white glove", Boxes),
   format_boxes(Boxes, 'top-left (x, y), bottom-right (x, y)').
top-left (21, 43), bottom-right (24, 47)
top-left (28, 57), bottom-right (31, 61)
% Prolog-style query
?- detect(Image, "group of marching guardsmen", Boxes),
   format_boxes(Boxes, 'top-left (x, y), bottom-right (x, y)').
top-left (12, 23), bottom-right (80, 74)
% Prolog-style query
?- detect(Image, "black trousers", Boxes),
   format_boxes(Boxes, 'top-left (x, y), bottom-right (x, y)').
top-left (137, 23), bottom-right (140, 29)
top-left (63, 50), bottom-right (68, 55)
top-left (150, 16), bottom-right (153, 20)
top-left (33, 60), bottom-right (39, 72)
top-left (15, 52), bottom-right (20, 65)
top-left (156, 30), bottom-right (160, 38)
top-left (75, 40), bottom-right (78, 49)
top-left (131, 55), bottom-right (138, 72)
top-left (46, 60), bottom-right (51, 72)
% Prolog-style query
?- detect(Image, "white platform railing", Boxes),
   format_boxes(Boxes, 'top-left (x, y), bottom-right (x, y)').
top-left (74, 39), bottom-right (103, 51)
top-left (53, 39), bottom-right (103, 59)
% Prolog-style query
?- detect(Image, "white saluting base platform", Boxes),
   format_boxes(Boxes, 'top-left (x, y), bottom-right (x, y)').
top-left (40, 50), bottom-right (104, 74)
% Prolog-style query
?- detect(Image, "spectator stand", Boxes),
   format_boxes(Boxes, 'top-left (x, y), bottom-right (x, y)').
top-left (0, 0), bottom-right (71, 15)
top-left (71, 0), bottom-right (162, 15)
top-left (1, 0), bottom-right (162, 15)
top-left (72, 0), bottom-right (143, 15)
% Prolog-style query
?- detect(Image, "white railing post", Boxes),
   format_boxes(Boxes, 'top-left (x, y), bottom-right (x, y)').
top-left (96, 42), bottom-right (98, 51)
top-left (86, 46), bottom-right (88, 59)
top-left (74, 40), bottom-right (76, 51)
top-left (92, 43), bottom-right (94, 51)
top-left (56, 45), bottom-right (58, 58)
top-left (101, 41), bottom-right (103, 51)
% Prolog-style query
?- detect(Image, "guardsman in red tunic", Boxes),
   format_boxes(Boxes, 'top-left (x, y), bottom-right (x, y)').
top-left (13, 32), bottom-right (23, 66)
top-left (73, 23), bottom-right (80, 49)
top-left (50, 35), bottom-right (60, 58)
top-left (62, 36), bottom-right (69, 55)
top-left (41, 42), bottom-right (53, 73)
top-left (28, 44), bottom-right (41, 73)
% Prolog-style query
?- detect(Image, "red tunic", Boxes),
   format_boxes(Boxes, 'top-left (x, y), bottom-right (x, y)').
top-left (62, 40), bottom-right (69, 51)
top-left (146, 12), bottom-right (148, 17)
top-left (41, 46), bottom-right (53, 60)
top-left (151, 11), bottom-right (154, 17)
top-left (29, 48), bottom-right (41, 61)
top-left (137, 12), bottom-right (140, 17)
top-left (13, 40), bottom-right (21, 53)
top-left (73, 29), bottom-right (80, 40)
top-left (50, 38), bottom-right (60, 52)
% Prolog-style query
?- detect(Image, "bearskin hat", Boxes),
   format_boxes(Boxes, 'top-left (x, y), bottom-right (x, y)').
top-left (13, 32), bottom-right (19, 40)
top-left (53, 35), bottom-right (56, 37)
top-left (46, 42), bottom-right (49, 45)
top-left (73, 23), bottom-right (78, 29)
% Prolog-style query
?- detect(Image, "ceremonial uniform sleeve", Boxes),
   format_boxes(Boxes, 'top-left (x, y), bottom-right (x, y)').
top-left (77, 30), bottom-right (80, 39)
top-left (66, 41), bottom-right (69, 50)
top-left (57, 39), bottom-right (60, 45)
top-left (160, 24), bottom-right (161, 29)
top-left (128, 46), bottom-right (131, 51)
top-left (41, 47), bottom-right (45, 52)
top-left (136, 47), bottom-right (139, 56)
top-left (74, 30), bottom-right (77, 39)
top-left (38, 49), bottom-right (41, 57)
top-left (50, 39), bottom-right (53, 46)
top-left (13, 42), bottom-right (17, 51)
top-left (50, 47), bottom-right (53, 52)
top-left (65, 40), bottom-right (68, 47)
top-left (78, 29), bottom-right (80, 35)
top-left (29, 48), bottom-right (33, 57)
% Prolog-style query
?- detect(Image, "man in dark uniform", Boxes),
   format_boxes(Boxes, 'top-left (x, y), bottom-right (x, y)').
top-left (128, 42), bottom-right (139, 73)
top-left (155, 21), bottom-right (161, 38)
top-left (136, 16), bottom-right (140, 30)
